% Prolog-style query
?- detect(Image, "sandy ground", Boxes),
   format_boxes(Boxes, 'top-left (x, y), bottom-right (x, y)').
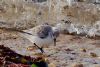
top-left (0, 29), bottom-right (100, 67)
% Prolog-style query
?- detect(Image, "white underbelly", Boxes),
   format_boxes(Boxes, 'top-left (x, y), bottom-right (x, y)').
top-left (19, 33), bottom-right (54, 47)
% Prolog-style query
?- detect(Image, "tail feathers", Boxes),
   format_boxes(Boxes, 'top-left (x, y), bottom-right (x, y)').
top-left (0, 27), bottom-right (32, 35)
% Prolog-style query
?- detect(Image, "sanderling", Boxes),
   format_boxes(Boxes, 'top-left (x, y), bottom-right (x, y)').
top-left (19, 23), bottom-right (59, 53)
top-left (0, 23), bottom-right (59, 53)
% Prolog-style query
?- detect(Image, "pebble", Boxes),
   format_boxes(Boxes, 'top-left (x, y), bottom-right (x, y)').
top-left (90, 52), bottom-right (98, 57)
top-left (80, 48), bottom-right (86, 52)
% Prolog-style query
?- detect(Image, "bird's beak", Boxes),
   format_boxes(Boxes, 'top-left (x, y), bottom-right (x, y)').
top-left (54, 38), bottom-right (56, 46)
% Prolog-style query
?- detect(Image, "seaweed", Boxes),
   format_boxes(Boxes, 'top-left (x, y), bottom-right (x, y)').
top-left (0, 45), bottom-right (48, 67)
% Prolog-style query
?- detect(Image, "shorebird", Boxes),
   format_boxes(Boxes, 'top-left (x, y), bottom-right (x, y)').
top-left (19, 23), bottom-right (59, 53)
top-left (0, 23), bottom-right (59, 53)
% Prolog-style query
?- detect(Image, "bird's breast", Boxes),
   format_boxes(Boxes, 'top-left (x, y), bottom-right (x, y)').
top-left (27, 35), bottom-right (54, 47)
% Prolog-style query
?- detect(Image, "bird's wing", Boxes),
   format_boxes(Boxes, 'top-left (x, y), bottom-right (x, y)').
top-left (22, 25), bottom-right (42, 36)
top-left (22, 24), bottom-right (52, 39)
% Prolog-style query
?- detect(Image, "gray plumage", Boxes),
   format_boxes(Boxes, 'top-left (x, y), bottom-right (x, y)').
top-left (37, 25), bottom-right (53, 39)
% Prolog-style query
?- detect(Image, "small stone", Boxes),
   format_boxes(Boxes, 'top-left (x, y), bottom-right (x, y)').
top-left (65, 48), bottom-right (73, 51)
top-left (71, 52), bottom-right (77, 55)
top-left (70, 58), bottom-right (74, 60)
top-left (38, 12), bottom-right (42, 15)
top-left (63, 5), bottom-right (68, 9)
top-left (90, 52), bottom-right (98, 57)
top-left (72, 63), bottom-right (83, 67)
top-left (80, 48), bottom-right (86, 52)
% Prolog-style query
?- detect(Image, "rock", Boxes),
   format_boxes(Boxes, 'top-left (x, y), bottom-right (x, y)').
top-left (64, 48), bottom-right (73, 52)
top-left (90, 52), bottom-right (98, 57)
top-left (80, 48), bottom-right (86, 52)
top-left (72, 63), bottom-right (84, 67)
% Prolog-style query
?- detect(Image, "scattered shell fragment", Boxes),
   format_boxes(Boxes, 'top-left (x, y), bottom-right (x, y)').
top-left (27, 46), bottom-right (36, 51)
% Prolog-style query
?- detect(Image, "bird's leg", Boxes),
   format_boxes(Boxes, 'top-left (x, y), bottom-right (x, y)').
top-left (39, 47), bottom-right (44, 53)
top-left (54, 38), bottom-right (56, 46)
top-left (34, 43), bottom-right (44, 53)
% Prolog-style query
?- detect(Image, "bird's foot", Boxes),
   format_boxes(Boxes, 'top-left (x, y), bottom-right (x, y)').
top-left (39, 47), bottom-right (45, 53)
